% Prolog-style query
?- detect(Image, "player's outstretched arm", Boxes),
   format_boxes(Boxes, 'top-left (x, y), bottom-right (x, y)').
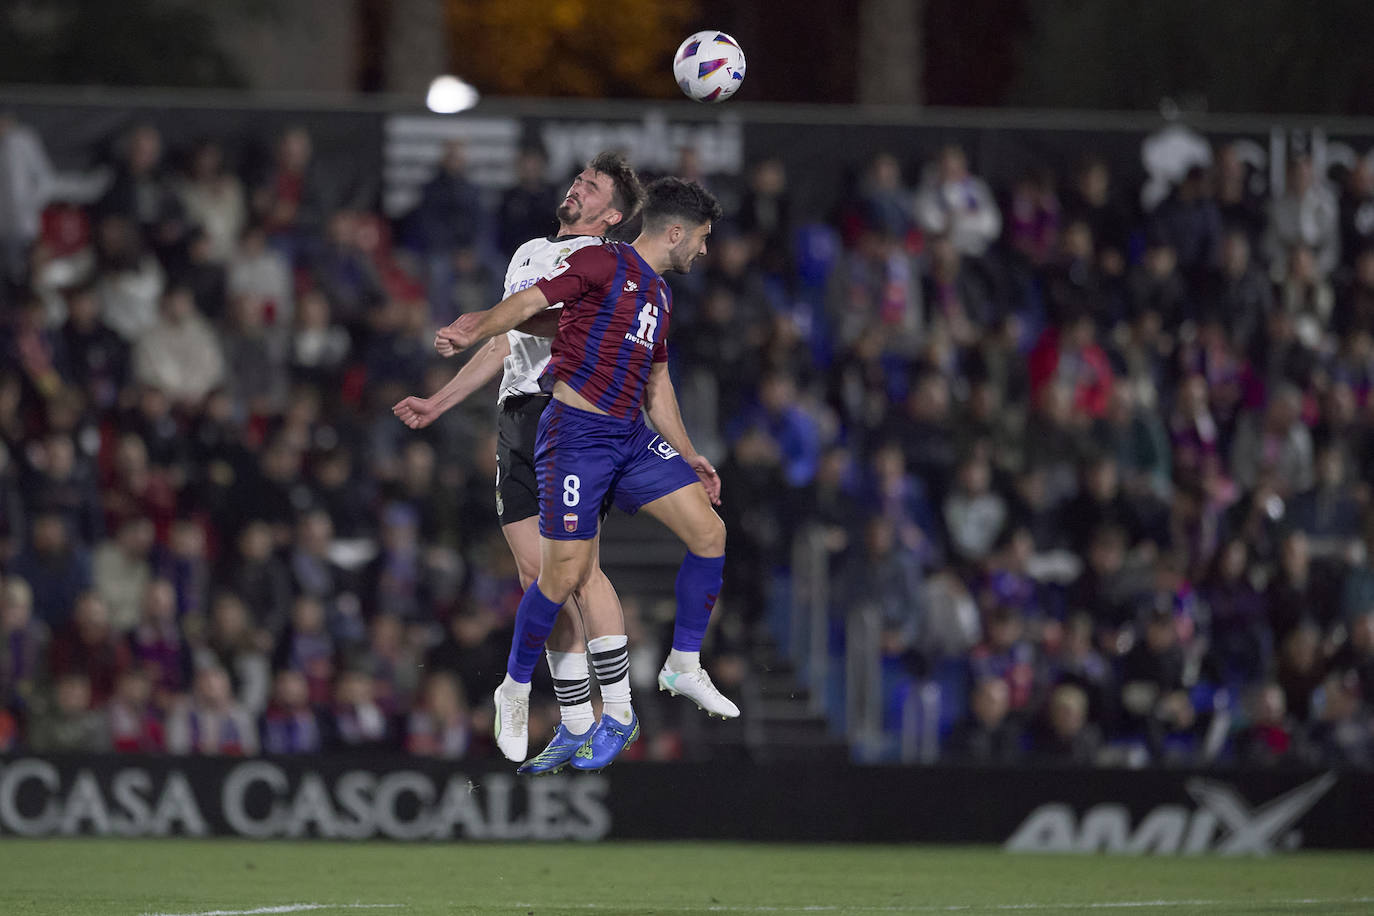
top-left (435, 287), bottom-right (551, 354)
top-left (393, 335), bottom-right (511, 429)
top-left (644, 361), bottom-right (720, 505)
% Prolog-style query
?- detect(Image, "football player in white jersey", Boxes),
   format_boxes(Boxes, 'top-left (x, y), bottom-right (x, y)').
top-left (395, 153), bottom-right (737, 773)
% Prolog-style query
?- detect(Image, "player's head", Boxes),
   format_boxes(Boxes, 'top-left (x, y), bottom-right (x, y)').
top-left (639, 177), bottom-right (723, 273)
top-left (557, 151), bottom-right (643, 236)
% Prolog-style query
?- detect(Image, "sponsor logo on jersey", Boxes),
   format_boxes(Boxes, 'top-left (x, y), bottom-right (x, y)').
top-left (563, 512), bottom-right (578, 533)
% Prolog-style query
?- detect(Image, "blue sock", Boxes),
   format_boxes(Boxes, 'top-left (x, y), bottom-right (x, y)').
top-left (672, 551), bottom-right (725, 652)
top-left (506, 583), bottom-right (564, 682)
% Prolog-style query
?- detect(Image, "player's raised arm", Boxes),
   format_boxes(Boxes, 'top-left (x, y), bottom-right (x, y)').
top-left (393, 335), bottom-right (511, 429)
top-left (644, 360), bottom-right (720, 505)
top-left (435, 286), bottom-right (552, 354)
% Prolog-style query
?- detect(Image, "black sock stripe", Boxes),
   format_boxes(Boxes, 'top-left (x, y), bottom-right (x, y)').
top-left (592, 662), bottom-right (630, 682)
top-left (552, 677), bottom-right (590, 691)
top-left (589, 647), bottom-right (629, 663)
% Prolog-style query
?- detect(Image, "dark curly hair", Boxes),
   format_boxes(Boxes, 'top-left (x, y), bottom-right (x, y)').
top-left (640, 177), bottom-right (723, 232)
top-left (587, 151), bottom-right (645, 223)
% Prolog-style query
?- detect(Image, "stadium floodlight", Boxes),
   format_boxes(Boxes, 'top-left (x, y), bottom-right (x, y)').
top-left (426, 75), bottom-right (479, 114)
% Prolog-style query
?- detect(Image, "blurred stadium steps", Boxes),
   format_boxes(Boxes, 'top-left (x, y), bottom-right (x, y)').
top-left (600, 512), bottom-right (848, 763)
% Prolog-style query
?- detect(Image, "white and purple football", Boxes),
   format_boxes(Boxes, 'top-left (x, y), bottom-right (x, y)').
top-left (673, 30), bottom-right (746, 103)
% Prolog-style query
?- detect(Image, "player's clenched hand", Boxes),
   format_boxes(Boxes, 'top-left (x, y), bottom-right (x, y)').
top-left (436, 313), bottom-right (485, 354)
top-left (392, 395), bottom-right (439, 429)
top-left (688, 455), bottom-right (721, 506)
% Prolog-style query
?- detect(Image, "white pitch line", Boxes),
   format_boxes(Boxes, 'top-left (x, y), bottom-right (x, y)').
top-left (142, 905), bottom-right (405, 916)
top-left (512, 898), bottom-right (1374, 914)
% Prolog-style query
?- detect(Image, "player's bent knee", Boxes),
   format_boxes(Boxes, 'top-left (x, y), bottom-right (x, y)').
top-left (694, 514), bottom-right (726, 557)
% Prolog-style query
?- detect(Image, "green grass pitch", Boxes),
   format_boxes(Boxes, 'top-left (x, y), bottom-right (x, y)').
top-left (1, 839), bottom-right (1371, 915)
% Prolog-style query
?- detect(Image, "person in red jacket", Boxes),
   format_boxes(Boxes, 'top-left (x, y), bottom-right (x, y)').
top-left (1028, 309), bottom-right (1115, 419)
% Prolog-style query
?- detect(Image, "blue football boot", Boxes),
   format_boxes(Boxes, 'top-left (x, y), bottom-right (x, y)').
top-left (569, 712), bottom-right (640, 771)
top-left (517, 723), bottom-right (594, 776)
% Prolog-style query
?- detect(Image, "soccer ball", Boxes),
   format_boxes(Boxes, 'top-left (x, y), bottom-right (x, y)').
top-left (673, 31), bottom-right (746, 103)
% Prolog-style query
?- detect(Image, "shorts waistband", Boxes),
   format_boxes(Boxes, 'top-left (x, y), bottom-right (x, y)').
top-left (546, 397), bottom-right (637, 427)
top-left (500, 393), bottom-right (552, 413)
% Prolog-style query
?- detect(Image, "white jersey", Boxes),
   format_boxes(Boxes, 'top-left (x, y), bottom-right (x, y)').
top-left (496, 234), bottom-right (606, 406)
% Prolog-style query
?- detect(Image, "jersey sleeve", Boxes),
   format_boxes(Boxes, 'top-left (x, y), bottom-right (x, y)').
top-left (533, 245), bottom-right (614, 311)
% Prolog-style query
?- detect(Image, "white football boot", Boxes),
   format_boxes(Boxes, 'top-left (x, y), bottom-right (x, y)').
top-left (657, 662), bottom-right (741, 719)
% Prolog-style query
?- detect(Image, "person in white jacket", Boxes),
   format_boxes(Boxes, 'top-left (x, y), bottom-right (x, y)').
top-left (0, 113), bottom-right (55, 283)
top-left (914, 145), bottom-right (1002, 259)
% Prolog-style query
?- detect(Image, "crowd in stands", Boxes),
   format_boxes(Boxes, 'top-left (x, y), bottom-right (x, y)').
top-left (0, 108), bottom-right (1372, 769)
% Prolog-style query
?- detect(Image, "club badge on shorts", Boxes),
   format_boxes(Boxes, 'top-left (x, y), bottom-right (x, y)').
top-left (564, 512), bottom-right (578, 533)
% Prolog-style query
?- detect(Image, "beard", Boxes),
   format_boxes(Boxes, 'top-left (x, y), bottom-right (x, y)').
top-left (556, 200), bottom-right (578, 224)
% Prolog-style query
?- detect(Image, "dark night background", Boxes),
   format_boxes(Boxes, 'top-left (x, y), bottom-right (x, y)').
top-left (3, 0), bottom-right (1374, 114)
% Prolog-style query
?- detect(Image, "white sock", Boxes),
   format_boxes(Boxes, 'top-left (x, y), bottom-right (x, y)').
top-left (547, 649), bottom-right (595, 735)
top-left (500, 673), bottom-right (531, 697)
top-left (666, 649), bottom-right (701, 673)
top-left (587, 634), bottom-right (633, 724)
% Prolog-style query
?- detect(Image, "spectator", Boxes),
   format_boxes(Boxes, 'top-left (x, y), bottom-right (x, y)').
top-left (24, 430), bottom-right (103, 546)
top-left (1027, 311), bottom-right (1115, 421)
top-left (274, 595), bottom-right (336, 706)
top-left (881, 370), bottom-right (958, 493)
top-left (1307, 671), bottom-right (1371, 768)
top-left (226, 520), bottom-right (294, 636)
top-left (1276, 625), bottom-right (1327, 724)
top-left (1044, 613), bottom-right (1115, 728)
top-left (1236, 682), bottom-right (1306, 768)
top-left (1267, 153), bottom-right (1340, 279)
top-left (1266, 531), bottom-right (1340, 648)
top-left (1058, 455), bottom-right (1146, 554)
top-left (943, 677), bottom-right (1022, 764)
top-left (1230, 386), bottom-right (1314, 496)
top-left (355, 613), bottom-right (422, 714)
top-left (0, 111), bottom-right (56, 283)
top-left (1201, 229), bottom-right (1273, 354)
top-left (1200, 538), bottom-right (1272, 688)
top-left (29, 672), bottom-right (111, 753)
top-left (259, 669), bottom-right (323, 755)
top-left (425, 609), bottom-right (505, 708)
top-left (969, 605), bottom-right (1037, 711)
top-left (228, 223), bottom-right (294, 327)
top-left (923, 234), bottom-right (997, 347)
top-left (1061, 155), bottom-right (1132, 278)
top-left (731, 373), bottom-right (823, 488)
top-left (108, 667), bottom-right (163, 752)
top-left (1330, 611), bottom-right (1374, 707)
top-left (199, 592), bottom-right (271, 716)
top-left (92, 516), bottom-right (155, 633)
top-left (47, 591), bottom-right (130, 706)
top-left (856, 151), bottom-right (913, 240)
top-left (1028, 683), bottom-right (1101, 765)
top-left (177, 227), bottom-right (228, 321)
top-left (60, 281), bottom-right (130, 412)
top-left (1094, 386), bottom-right (1171, 499)
top-left (835, 516), bottom-right (926, 652)
top-left (291, 289), bottom-right (352, 387)
top-left (498, 146), bottom-right (558, 255)
top-left (0, 577), bottom-right (48, 715)
top-left (128, 578), bottom-right (191, 702)
top-left (1214, 142), bottom-right (1268, 248)
top-left (1125, 236), bottom-right (1189, 328)
top-left (324, 669), bottom-right (393, 751)
top-left (175, 141), bottom-right (246, 264)
top-left (165, 665), bottom-right (259, 756)
top-left (1150, 165), bottom-right (1222, 279)
top-left (1064, 524), bottom-right (1135, 642)
top-left (222, 293), bottom-right (290, 417)
top-left (94, 124), bottom-right (184, 251)
top-left (406, 670), bottom-right (471, 759)
top-left (914, 145), bottom-right (1001, 258)
top-left (942, 452), bottom-right (1007, 566)
top-left (251, 126), bottom-right (329, 247)
top-left (1276, 244), bottom-right (1335, 352)
top-left (1119, 610), bottom-right (1187, 735)
top-left (1340, 159), bottom-right (1374, 268)
top-left (131, 286), bottom-right (226, 408)
top-left (312, 210), bottom-right (388, 328)
top-left (1288, 444), bottom-right (1362, 558)
top-left (1007, 169), bottom-right (1061, 268)
top-left (12, 512), bottom-right (92, 630)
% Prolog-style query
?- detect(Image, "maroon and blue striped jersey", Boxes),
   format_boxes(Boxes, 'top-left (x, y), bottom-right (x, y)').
top-left (534, 240), bottom-right (671, 421)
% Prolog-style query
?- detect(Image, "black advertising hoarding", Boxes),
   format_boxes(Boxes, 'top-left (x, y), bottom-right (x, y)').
top-left (1, 755), bottom-right (1370, 853)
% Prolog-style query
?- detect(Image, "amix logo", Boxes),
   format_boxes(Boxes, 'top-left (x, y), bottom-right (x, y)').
top-left (1005, 772), bottom-right (1337, 856)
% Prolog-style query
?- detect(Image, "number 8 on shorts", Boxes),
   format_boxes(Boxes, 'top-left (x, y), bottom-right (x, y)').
top-left (563, 474), bottom-right (581, 507)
